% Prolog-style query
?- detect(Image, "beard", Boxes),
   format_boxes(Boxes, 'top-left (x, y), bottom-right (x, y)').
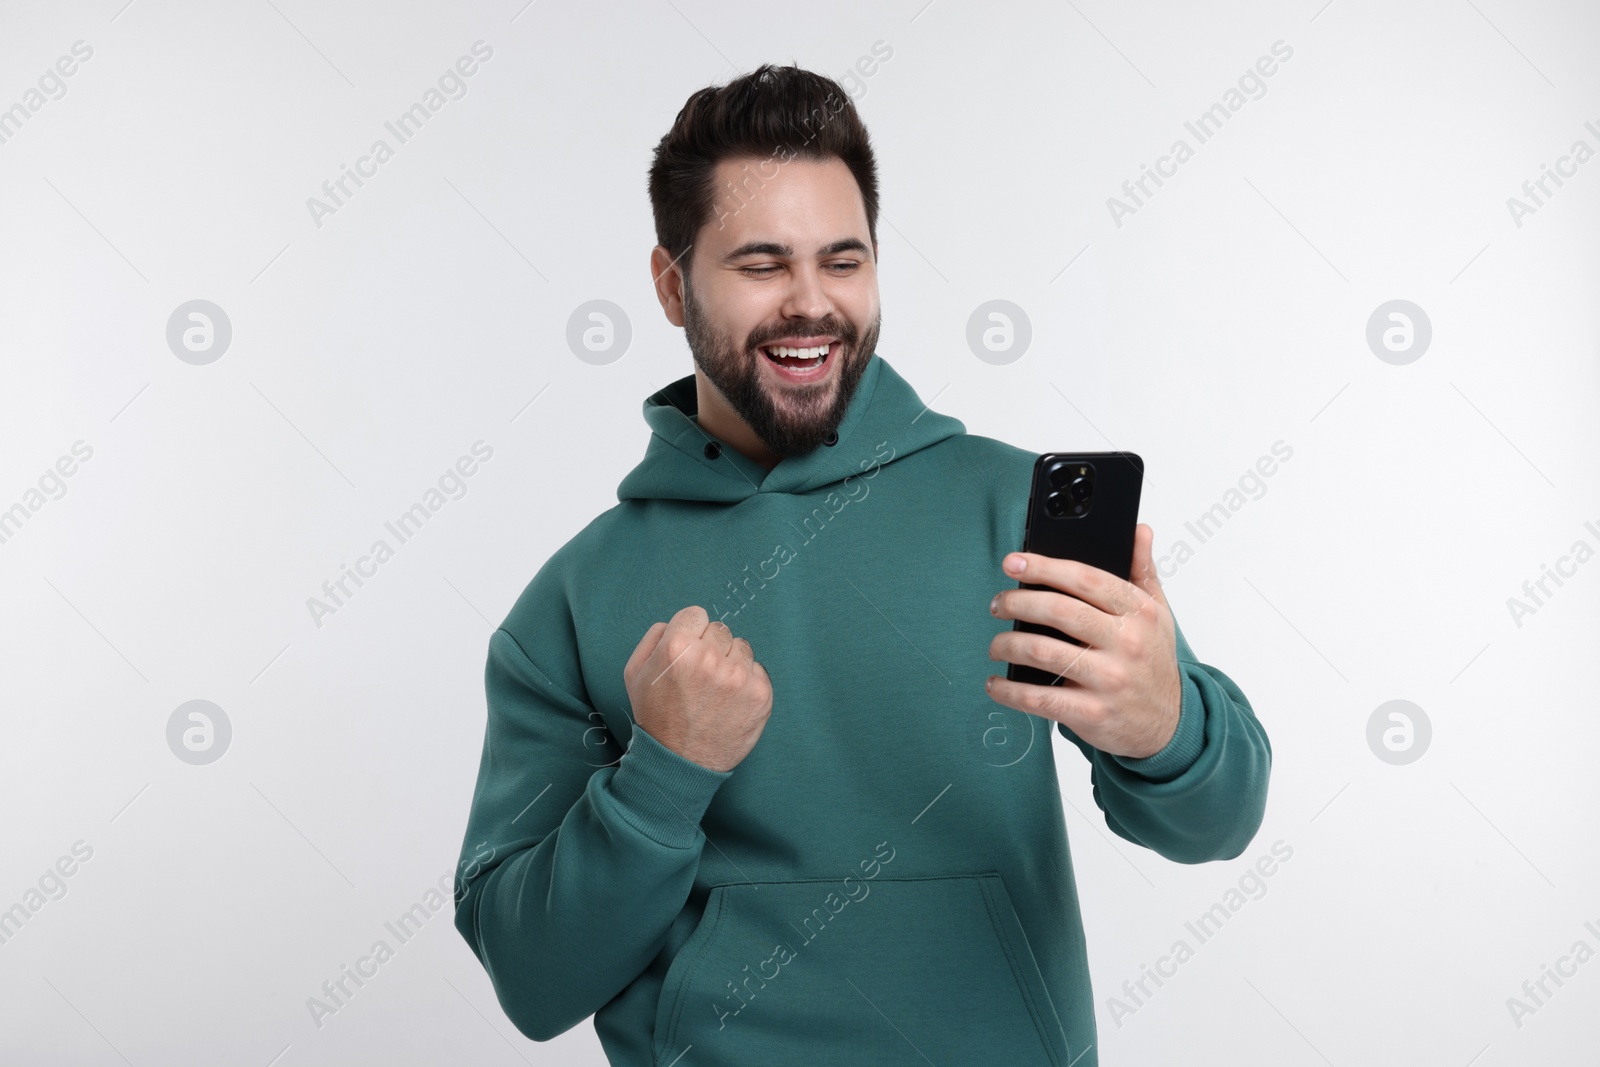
top-left (682, 272), bottom-right (880, 458)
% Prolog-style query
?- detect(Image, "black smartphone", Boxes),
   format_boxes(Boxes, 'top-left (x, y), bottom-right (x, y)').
top-left (1006, 451), bottom-right (1145, 687)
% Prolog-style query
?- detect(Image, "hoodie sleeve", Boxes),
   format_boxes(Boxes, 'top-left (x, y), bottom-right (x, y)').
top-left (453, 626), bottom-right (731, 1041)
top-left (1056, 607), bottom-right (1271, 864)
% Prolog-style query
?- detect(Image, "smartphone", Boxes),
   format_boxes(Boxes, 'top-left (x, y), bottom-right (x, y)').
top-left (1006, 451), bottom-right (1144, 687)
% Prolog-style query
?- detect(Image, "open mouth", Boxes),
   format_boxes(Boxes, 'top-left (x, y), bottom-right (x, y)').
top-left (760, 341), bottom-right (835, 377)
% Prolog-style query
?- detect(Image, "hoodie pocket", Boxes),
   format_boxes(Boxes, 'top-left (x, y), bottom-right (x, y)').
top-left (653, 873), bottom-right (1071, 1067)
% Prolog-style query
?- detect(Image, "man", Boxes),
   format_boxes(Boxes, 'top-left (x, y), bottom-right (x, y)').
top-left (453, 64), bottom-right (1271, 1067)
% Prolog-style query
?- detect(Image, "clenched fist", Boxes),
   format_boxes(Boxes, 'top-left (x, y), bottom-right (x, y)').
top-left (623, 606), bottom-right (773, 773)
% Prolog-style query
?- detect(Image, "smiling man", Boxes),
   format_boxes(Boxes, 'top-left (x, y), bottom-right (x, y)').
top-left (669, 167), bottom-right (880, 466)
top-left (453, 64), bottom-right (1272, 1067)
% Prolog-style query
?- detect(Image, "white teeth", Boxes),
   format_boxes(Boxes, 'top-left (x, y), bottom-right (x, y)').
top-left (766, 343), bottom-right (829, 360)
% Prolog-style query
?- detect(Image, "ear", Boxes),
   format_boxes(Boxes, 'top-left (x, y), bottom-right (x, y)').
top-left (651, 245), bottom-right (686, 326)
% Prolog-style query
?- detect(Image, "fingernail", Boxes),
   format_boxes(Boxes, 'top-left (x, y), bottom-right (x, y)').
top-left (989, 594), bottom-right (1000, 615)
top-left (1004, 554), bottom-right (1025, 575)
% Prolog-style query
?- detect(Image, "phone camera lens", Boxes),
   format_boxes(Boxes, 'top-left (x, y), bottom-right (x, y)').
top-left (1043, 462), bottom-right (1093, 518)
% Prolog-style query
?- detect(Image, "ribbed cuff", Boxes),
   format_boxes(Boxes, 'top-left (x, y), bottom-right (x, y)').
top-left (1111, 671), bottom-right (1206, 783)
top-left (607, 725), bottom-right (732, 848)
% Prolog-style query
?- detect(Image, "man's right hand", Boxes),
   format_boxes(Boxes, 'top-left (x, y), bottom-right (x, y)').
top-left (622, 606), bottom-right (773, 773)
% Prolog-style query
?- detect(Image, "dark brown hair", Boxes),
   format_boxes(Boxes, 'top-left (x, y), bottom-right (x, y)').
top-left (647, 63), bottom-right (879, 281)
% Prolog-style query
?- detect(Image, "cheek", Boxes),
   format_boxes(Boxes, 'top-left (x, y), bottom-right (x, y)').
top-left (697, 278), bottom-right (756, 335)
top-left (726, 301), bottom-right (783, 346)
top-left (853, 305), bottom-right (880, 344)
top-left (846, 285), bottom-right (880, 333)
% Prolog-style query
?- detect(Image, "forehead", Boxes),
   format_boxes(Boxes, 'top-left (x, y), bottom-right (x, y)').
top-left (701, 155), bottom-right (870, 255)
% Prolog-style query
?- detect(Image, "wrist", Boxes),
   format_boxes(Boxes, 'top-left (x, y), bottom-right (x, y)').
top-left (607, 724), bottom-right (733, 847)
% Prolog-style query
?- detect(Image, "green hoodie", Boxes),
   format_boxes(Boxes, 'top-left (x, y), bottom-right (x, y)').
top-left (452, 353), bottom-right (1272, 1066)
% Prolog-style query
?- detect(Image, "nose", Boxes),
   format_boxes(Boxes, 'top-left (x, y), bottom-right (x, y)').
top-left (779, 262), bottom-right (833, 322)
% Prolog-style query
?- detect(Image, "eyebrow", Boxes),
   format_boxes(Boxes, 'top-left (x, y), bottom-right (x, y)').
top-left (721, 237), bottom-right (872, 262)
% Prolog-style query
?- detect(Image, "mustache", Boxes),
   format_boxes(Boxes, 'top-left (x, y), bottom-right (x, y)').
top-left (750, 324), bottom-right (854, 349)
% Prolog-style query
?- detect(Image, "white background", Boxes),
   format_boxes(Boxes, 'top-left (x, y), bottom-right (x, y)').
top-left (2, 0), bottom-right (1596, 1064)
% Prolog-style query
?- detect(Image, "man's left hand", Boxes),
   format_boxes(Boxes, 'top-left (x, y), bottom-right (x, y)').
top-left (985, 523), bottom-right (1183, 760)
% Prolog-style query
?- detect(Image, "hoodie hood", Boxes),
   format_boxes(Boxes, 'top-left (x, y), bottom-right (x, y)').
top-left (616, 352), bottom-right (966, 504)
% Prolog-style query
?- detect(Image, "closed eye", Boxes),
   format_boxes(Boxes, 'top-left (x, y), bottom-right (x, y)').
top-left (740, 262), bottom-right (861, 277)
